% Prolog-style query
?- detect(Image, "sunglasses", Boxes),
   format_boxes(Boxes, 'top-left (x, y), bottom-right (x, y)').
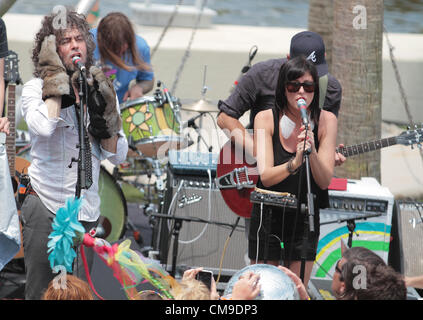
top-left (286, 81), bottom-right (315, 93)
top-left (334, 259), bottom-right (345, 281)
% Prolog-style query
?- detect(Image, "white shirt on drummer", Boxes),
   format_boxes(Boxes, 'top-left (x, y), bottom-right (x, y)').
top-left (20, 78), bottom-right (128, 222)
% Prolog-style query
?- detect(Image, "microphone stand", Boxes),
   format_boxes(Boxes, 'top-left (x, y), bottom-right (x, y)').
top-left (71, 68), bottom-right (92, 198)
top-left (299, 122), bottom-right (315, 284)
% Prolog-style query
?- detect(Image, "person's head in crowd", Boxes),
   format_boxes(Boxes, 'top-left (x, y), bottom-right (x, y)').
top-left (170, 278), bottom-right (211, 300)
top-left (96, 12), bottom-right (150, 72)
top-left (42, 274), bottom-right (94, 300)
top-left (332, 246), bottom-right (407, 300)
top-left (135, 290), bottom-right (165, 300)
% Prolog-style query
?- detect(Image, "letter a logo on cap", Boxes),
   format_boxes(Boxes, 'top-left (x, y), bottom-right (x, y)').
top-left (306, 51), bottom-right (317, 63)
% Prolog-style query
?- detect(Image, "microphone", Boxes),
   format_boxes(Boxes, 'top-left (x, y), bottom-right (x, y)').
top-left (230, 45), bottom-right (258, 93)
top-left (72, 55), bottom-right (86, 72)
top-left (297, 98), bottom-right (309, 126)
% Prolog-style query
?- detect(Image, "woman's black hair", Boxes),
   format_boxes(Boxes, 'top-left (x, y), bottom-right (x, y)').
top-left (275, 55), bottom-right (320, 123)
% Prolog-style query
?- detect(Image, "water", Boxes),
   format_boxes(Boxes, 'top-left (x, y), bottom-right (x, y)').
top-left (7, 0), bottom-right (423, 34)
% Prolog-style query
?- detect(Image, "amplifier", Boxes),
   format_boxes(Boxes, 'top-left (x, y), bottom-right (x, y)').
top-left (390, 201), bottom-right (423, 277)
top-left (312, 177), bottom-right (394, 280)
top-left (168, 150), bottom-right (218, 177)
top-left (157, 169), bottom-right (248, 272)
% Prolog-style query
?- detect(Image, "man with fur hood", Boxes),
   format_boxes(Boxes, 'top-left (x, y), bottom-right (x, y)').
top-left (20, 9), bottom-right (128, 299)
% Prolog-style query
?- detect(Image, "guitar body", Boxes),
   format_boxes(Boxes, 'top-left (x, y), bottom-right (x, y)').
top-left (216, 140), bottom-right (258, 218)
top-left (216, 126), bottom-right (423, 219)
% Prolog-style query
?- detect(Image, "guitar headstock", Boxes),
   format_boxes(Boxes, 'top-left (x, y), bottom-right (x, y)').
top-left (396, 125), bottom-right (423, 149)
top-left (4, 50), bottom-right (21, 85)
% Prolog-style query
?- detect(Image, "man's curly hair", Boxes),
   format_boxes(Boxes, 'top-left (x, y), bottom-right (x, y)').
top-left (32, 9), bottom-right (95, 77)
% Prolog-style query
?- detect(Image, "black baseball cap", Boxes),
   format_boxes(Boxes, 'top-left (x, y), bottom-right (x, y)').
top-left (289, 31), bottom-right (328, 77)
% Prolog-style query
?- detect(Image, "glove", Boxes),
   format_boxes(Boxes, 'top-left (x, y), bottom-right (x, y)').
top-left (38, 35), bottom-right (70, 100)
top-left (86, 66), bottom-right (121, 139)
top-left (61, 77), bottom-right (77, 109)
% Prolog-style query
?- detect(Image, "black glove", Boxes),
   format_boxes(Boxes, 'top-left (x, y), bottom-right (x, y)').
top-left (38, 35), bottom-right (70, 100)
top-left (86, 66), bottom-right (121, 139)
top-left (61, 77), bottom-right (77, 109)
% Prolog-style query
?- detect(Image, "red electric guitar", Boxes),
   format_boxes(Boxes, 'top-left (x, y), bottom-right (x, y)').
top-left (216, 127), bottom-right (423, 218)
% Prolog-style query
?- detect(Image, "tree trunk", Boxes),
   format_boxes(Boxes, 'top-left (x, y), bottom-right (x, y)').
top-left (332, 0), bottom-right (384, 182)
top-left (308, 0), bottom-right (334, 72)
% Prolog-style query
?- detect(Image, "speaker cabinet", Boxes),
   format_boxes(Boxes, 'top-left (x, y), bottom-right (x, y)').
top-left (158, 171), bottom-right (248, 271)
top-left (390, 201), bottom-right (423, 277)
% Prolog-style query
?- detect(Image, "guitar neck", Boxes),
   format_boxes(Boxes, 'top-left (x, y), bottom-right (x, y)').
top-left (337, 136), bottom-right (397, 158)
top-left (5, 84), bottom-right (15, 177)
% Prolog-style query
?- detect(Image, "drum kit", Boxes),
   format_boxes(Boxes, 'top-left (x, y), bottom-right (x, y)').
top-left (106, 83), bottom-right (219, 249)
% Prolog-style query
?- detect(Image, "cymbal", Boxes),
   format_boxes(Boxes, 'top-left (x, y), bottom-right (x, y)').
top-left (181, 99), bottom-right (218, 112)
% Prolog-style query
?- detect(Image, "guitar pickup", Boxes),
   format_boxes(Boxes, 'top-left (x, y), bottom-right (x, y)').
top-left (215, 166), bottom-right (255, 190)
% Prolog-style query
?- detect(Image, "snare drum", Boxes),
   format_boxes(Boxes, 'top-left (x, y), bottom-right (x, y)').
top-left (120, 96), bottom-right (187, 158)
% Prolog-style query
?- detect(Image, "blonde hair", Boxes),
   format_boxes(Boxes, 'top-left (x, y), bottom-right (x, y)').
top-left (170, 279), bottom-right (211, 300)
top-left (42, 274), bottom-right (94, 300)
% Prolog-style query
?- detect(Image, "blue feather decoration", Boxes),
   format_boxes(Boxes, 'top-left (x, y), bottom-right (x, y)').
top-left (47, 197), bottom-right (86, 273)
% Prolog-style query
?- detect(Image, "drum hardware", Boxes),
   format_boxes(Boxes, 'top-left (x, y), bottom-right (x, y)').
top-left (181, 98), bottom-right (218, 113)
top-left (181, 65), bottom-right (218, 113)
top-left (153, 85), bottom-right (164, 106)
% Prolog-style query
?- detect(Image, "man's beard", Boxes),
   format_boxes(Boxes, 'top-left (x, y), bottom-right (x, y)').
top-left (65, 63), bottom-right (77, 75)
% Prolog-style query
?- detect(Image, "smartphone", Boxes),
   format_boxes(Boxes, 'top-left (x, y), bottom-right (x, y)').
top-left (196, 270), bottom-right (213, 290)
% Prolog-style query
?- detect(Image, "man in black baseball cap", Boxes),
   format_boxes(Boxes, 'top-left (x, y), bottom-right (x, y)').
top-left (289, 31), bottom-right (329, 77)
top-left (217, 30), bottom-right (342, 136)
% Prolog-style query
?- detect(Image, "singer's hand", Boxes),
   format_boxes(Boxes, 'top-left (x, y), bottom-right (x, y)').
top-left (298, 125), bottom-right (315, 153)
top-left (87, 66), bottom-right (121, 140)
top-left (38, 35), bottom-right (70, 100)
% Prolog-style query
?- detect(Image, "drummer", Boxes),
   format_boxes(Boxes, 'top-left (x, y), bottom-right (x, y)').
top-left (90, 12), bottom-right (155, 103)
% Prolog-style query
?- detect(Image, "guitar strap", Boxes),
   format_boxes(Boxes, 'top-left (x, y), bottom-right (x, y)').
top-left (319, 74), bottom-right (328, 109)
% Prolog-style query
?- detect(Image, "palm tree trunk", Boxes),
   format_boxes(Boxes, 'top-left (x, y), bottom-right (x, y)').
top-left (331, 0), bottom-right (384, 181)
top-left (308, 0), bottom-right (334, 72)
